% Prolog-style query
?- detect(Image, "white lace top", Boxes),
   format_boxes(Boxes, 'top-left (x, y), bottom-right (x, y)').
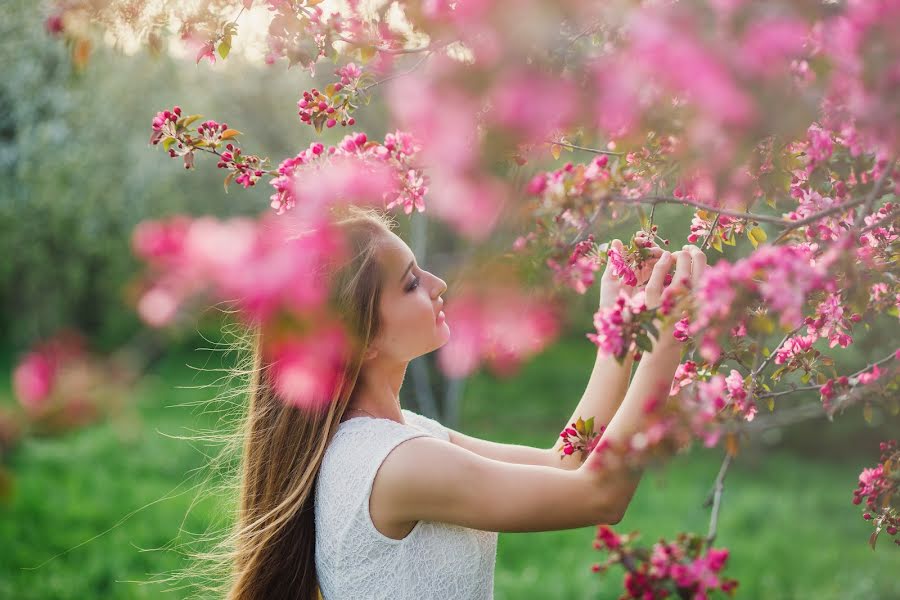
top-left (314, 409), bottom-right (498, 600)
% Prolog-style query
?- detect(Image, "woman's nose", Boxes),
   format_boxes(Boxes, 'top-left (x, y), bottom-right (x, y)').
top-left (432, 275), bottom-right (447, 298)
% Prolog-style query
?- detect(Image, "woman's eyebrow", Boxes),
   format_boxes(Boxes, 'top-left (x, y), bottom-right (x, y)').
top-left (399, 259), bottom-right (414, 283)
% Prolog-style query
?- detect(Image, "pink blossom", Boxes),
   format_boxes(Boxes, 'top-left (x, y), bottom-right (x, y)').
top-left (267, 327), bottom-right (348, 409)
top-left (805, 293), bottom-right (854, 348)
top-left (857, 364), bottom-right (882, 385)
top-left (725, 369), bottom-right (756, 422)
top-left (587, 291), bottom-right (650, 359)
top-left (335, 62), bottom-right (363, 85)
top-left (13, 352), bottom-right (56, 412)
top-left (437, 289), bottom-right (558, 378)
top-left (491, 70), bottom-right (577, 142)
top-left (607, 246), bottom-right (638, 287)
top-left (738, 18), bottom-right (809, 78)
top-left (670, 361), bottom-right (698, 396)
top-left (774, 334), bottom-right (817, 365)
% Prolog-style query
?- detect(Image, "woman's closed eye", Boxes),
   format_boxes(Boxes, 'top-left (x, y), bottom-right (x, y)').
top-left (405, 275), bottom-right (420, 292)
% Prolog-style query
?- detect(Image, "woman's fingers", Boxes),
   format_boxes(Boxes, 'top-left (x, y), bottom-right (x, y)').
top-left (689, 245), bottom-right (707, 289)
top-left (645, 250), bottom-right (674, 305)
top-left (670, 247), bottom-right (693, 291)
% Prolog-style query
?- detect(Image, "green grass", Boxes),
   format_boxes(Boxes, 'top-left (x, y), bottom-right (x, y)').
top-left (1, 340), bottom-right (898, 599)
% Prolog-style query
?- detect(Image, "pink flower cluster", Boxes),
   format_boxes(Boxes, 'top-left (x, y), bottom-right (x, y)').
top-left (690, 244), bottom-right (834, 361)
top-left (670, 360), bottom-right (699, 397)
top-left (151, 107), bottom-right (244, 171)
top-left (297, 85), bottom-right (356, 130)
top-left (436, 288), bottom-right (559, 378)
top-left (11, 330), bottom-right (136, 433)
top-left (526, 155), bottom-right (612, 214)
top-left (860, 201), bottom-right (898, 253)
top-left (268, 131), bottom-right (427, 219)
top-left (592, 527), bottom-right (738, 599)
top-left (852, 440), bottom-right (899, 548)
top-left (587, 291), bottom-right (649, 360)
top-left (546, 235), bottom-right (601, 295)
top-left (12, 334), bottom-right (86, 412)
top-left (690, 370), bottom-right (757, 427)
top-left (558, 416), bottom-right (605, 458)
top-left (804, 293), bottom-right (859, 349)
top-left (132, 213), bottom-right (341, 327)
top-left (821, 0), bottom-right (900, 156)
top-left (607, 245), bottom-right (639, 287)
top-left (218, 143), bottom-right (266, 189)
top-left (774, 334), bottom-right (817, 365)
top-left (266, 326), bottom-right (349, 410)
top-left (687, 212), bottom-right (746, 247)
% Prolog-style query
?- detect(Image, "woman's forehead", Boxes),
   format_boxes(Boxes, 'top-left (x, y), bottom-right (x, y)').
top-left (377, 233), bottom-right (414, 281)
top-left (379, 233), bottom-right (412, 264)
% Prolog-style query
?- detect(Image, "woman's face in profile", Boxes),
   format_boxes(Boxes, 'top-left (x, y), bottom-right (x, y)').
top-left (369, 231), bottom-right (449, 363)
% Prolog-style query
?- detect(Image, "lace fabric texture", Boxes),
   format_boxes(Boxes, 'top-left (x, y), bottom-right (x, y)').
top-left (314, 409), bottom-right (498, 599)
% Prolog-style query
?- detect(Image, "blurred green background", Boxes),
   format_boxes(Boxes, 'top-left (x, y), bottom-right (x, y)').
top-left (1, 2), bottom-right (898, 599)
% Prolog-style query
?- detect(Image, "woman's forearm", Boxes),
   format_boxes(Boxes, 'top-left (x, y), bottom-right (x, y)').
top-left (579, 335), bottom-right (682, 514)
top-left (552, 350), bottom-right (634, 458)
top-left (597, 338), bottom-right (681, 449)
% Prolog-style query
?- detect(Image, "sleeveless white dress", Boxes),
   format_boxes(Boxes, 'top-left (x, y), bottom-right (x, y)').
top-left (314, 408), bottom-right (499, 599)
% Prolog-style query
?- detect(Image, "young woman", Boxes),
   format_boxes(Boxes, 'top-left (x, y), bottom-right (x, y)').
top-left (226, 205), bottom-right (706, 600)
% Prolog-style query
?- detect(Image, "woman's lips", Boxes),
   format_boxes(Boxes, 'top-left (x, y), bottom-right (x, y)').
top-left (436, 310), bottom-right (445, 324)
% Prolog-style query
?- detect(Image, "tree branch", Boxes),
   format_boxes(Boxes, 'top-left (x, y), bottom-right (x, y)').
top-left (547, 140), bottom-right (624, 156)
top-left (704, 453), bottom-right (733, 546)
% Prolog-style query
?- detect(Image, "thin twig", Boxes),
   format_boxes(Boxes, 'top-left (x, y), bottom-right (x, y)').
top-left (362, 50), bottom-right (434, 91)
top-left (859, 205), bottom-right (900, 235)
top-left (853, 158), bottom-right (896, 228)
top-left (615, 194), bottom-right (866, 229)
top-left (753, 324), bottom-right (804, 378)
top-left (547, 140), bottom-right (624, 156)
top-left (704, 453), bottom-right (733, 545)
top-left (567, 203), bottom-right (604, 246)
top-left (700, 213), bottom-right (720, 250)
top-left (757, 350), bottom-right (898, 400)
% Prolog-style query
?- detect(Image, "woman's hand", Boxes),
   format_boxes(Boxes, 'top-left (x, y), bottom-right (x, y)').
top-left (644, 244), bottom-right (706, 309)
top-left (598, 238), bottom-right (665, 309)
top-left (643, 244), bottom-right (707, 348)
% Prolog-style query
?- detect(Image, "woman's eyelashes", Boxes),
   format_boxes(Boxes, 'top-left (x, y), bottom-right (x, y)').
top-left (405, 274), bottom-right (420, 292)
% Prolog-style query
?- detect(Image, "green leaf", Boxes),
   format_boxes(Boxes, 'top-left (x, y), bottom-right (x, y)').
top-left (550, 144), bottom-right (561, 160)
top-left (748, 226), bottom-right (768, 248)
top-left (635, 334), bottom-right (653, 352)
top-left (863, 403), bottom-right (873, 424)
top-left (312, 113), bottom-right (327, 134)
top-left (162, 137), bottom-right (176, 152)
top-left (218, 35), bottom-right (231, 60)
top-left (637, 207), bottom-right (649, 231)
top-left (359, 45), bottom-right (377, 64)
top-left (223, 171), bottom-right (235, 192)
top-left (181, 114), bottom-right (202, 129)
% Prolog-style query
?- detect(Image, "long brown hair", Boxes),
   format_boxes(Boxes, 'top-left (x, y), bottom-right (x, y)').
top-left (229, 206), bottom-right (396, 599)
top-left (171, 205), bottom-right (396, 600)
